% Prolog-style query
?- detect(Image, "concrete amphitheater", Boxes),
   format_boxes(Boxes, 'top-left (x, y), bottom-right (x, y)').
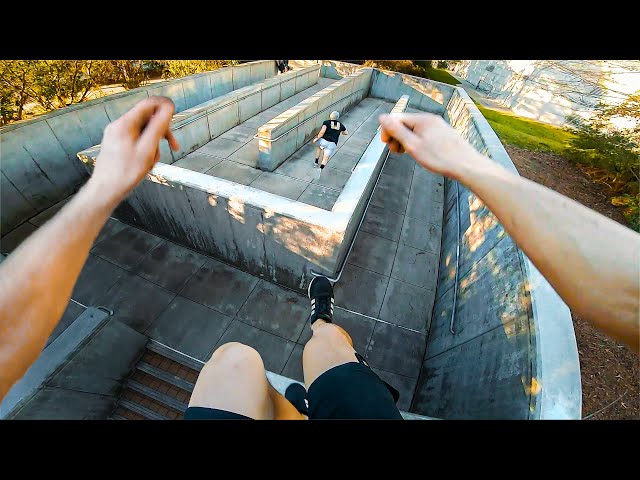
top-left (0, 60), bottom-right (582, 420)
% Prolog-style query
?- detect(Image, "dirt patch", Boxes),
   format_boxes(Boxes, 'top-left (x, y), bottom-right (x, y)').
top-left (505, 145), bottom-right (639, 420)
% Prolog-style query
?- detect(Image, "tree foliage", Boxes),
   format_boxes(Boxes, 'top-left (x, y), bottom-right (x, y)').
top-left (0, 60), bottom-right (237, 126)
top-left (162, 60), bottom-right (235, 78)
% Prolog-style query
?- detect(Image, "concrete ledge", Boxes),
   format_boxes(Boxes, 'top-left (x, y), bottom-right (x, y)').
top-left (0, 307), bottom-right (111, 419)
top-left (77, 95), bottom-right (409, 292)
top-left (412, 86), bottom-right (581, 420)
top-left (370, 69), bottom-right (456, 115)
top-left (0, 61), bottom-right (278, 237)
top-left (257, 68), bottom-right (373, 171)
top-left (78, 65), bottom-right (321, 167)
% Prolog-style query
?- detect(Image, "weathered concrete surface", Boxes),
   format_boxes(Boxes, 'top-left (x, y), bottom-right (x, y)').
top-left (257, 68), bottom-right (373, 171)
top-left (0, 61), bottom-right (278, 236)
top-left (77, 96), bottom-right (409, 292)
top-left (411, 87), bottom-right (581, 420)
top-left (370, 69), bottom-right (456, 115)
top-left (0, 307), bottom-right (111, 419)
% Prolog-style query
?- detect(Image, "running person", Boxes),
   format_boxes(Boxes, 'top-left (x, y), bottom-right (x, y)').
top-left (313, 111), bottom-right (348, 170)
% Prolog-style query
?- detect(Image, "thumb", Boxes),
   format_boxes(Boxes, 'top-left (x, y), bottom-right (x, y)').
top-left (378, 114), bottom-right (418, 153)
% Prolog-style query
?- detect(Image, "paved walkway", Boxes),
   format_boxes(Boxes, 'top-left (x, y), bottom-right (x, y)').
top-left (173, 77), bottom-right (394, 211)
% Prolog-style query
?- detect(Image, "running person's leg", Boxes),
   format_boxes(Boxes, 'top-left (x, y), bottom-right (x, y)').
top-left (186, 342), bottom-right (304, 420)
top-left (302, 277), bottom-right (403, 419)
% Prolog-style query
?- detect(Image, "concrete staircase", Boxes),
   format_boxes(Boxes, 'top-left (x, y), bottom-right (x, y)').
top-left (110, 340), bottom-right (433, 420)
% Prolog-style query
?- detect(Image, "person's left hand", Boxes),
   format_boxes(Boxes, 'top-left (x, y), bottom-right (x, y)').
top-left (313, 138), bottom-right (318, 143)
top-left (90, 96), bottom-right (180, 205)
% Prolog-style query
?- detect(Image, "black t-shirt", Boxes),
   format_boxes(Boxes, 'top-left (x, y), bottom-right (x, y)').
top-left (321, 119), bottom-right (346, 145)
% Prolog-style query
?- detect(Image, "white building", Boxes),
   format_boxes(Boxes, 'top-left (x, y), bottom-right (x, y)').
top-left (452, 60), bottom-right (640, 127)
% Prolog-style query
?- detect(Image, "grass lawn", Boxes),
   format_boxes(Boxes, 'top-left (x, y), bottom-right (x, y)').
top-left (475, 102), bottom-right (576, 155)
top-left (421, 68), bottom-right (461, 86)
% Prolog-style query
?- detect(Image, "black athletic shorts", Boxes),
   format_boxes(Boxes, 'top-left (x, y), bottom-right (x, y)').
top-left (184, 356), bottom-right (403, 420)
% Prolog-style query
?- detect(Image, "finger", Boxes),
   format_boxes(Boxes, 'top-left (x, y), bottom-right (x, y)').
top-left (389, 139), bottom-right (405, 154)
top-left (136, 101), bottom-right (176, 157)
top-left (378, 114), bottom-right (419, 152)
top-left (165, 129), bottom-right (180, 151)
top-left (119, 96), bottom-right (175, 134)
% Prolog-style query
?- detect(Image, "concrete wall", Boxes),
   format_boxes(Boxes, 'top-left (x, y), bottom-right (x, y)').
top-left (332, 95), bottom-right (410, 271)
top-left (257, 68), bottom-right (373, 171)
top-left (77, 95), bottom-right (409, 292)
top-left (370, 69), bottom-right (456, 115)
top-left (156, 65), bottom-right (320, 164)
top-left (0, 308), bottom-right (148, 420)
top-left (411, 88), bottom-right (582, 419)
top-left (0, 61), bottom-right (278, 237)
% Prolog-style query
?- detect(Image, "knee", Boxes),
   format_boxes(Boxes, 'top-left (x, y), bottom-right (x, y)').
top-left (308, 323), bottom-right (350, 347)
top-left (207, 342), bottom-right (264, 372)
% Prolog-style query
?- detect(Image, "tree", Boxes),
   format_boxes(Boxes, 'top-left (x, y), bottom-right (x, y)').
top-left (0, 60), bottom-right (38, 124)
top-left (162, 60), bottom-right (235, 78)
top-left (107, 60), bottom-right (150, 89)
top-left (30, 61), bottom-right (100, 110)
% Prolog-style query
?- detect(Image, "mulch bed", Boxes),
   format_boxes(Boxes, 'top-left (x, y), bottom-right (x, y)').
top-left (505, 145), bottom-right (639, 420)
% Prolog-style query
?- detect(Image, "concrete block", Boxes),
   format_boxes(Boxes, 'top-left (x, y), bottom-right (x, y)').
top-left (48, 319), bottom-right (147, 396)
top-left (148, 81), bottom-right (187, 112)
top-left (280, 76), bottom-right (296, 99)
top-left (262, 83), bottom-right (281, 110)
top-left (181, 74), bottom-right (211, 109)
top-left (104, 90), bottom-right (149, 121)
top-left (173, 152), bottom-right (223, 173)
top-left (0, 307), bottom-right (109, 419)
top-left (1, 123), bottom-right (75, 211)
top-left (232, 64), bottom-right (252, 90)
top-left (157, 137), bottom-right (175, 164)
top-left (237, 280), bottom-right (307, 341)
top-left (298, 183), bottom-right (340, 210)
top-left (11, 387), bottom-right (116, 420)
top-left (75, 103), bottom-right (111, 144)
top-left (250, 62), bottom-right (266, 84)
top-left (1, 172), bottom-right (36, 233)
top-left (249, 172), bottom-right (308, 200)
top-left (427, 238), bottom-right (526, 357)
top-left (171, 116), bottom-right (210, 160)
top-left (228, 140), bottom-right (259, 168)
top-left (146, 296), bottom-right (232, 361)
top-left (238, 90), bottom-right (262, 123)
top-left (207, 102), bottom-right (240, 139)
top-left (209, 68), bottom-right (234, 97)
top-left (413, 316), bottom-right (532, 419)
top-left (45, 111), bottom-right (93, 169)
top-left (379, 278), bottom-right (435, 332)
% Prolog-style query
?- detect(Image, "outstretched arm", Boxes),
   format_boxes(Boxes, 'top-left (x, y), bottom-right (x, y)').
top-left (379, 112), bottom-right (640, 353)
top-left (313, 125), bottom-right (327, 142)
top-left (0, 97), bottom-right (179, 400)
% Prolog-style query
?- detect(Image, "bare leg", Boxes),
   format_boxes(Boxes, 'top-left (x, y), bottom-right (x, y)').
top-left (302, 319), bottom-right (357, 388)
top-left (319, 149), bottom-right (332, 168)
top-left (315, 145), bottom-right (323, 161)
top-left (189, 342), bottom-right (304, 420)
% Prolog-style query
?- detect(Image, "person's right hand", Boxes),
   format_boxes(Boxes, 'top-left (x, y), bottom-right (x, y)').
top-left (90, 96), bottom-right (180, 206)
top-left (378, 112), bottom-right (482, 180)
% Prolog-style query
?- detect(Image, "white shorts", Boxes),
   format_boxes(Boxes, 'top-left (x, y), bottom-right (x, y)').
top-left (316, 138), bottom-right (337, 157)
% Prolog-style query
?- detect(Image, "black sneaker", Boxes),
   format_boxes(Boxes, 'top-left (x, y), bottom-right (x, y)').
top-left (308, 276), bottom-right (334, 325)
top-left (284, 382), bottom-right (309, 417)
